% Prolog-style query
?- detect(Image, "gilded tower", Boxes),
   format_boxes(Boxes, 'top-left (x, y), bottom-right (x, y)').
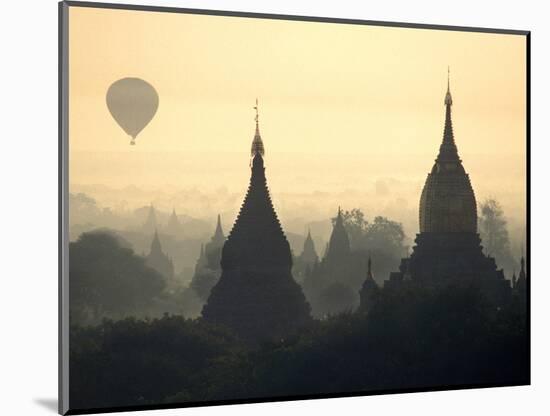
top-left (385, 72), bottom-right (510, 305)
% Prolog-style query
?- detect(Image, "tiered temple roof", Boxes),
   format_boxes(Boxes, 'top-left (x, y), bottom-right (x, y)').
top-left (202, 102), bottom-right (310, 342)
top-left (326, 207), bottom-right (351, 262)
top-left (300, 229), bottom-right (319, 266)
top-left (419, 70), bottom-right (477, 233)
top-left (385, 71), bottom-right (511, 306)
top-left (146, 230), bottom-right (174, 280)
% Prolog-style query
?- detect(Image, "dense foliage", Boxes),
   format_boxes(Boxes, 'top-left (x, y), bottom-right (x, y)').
top-left (478, 198), bottom-right (517, 274)
top-left (70, 283), bottom-right (528, 410)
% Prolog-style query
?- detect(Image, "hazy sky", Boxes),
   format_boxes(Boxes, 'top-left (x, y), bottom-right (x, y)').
top-left (68, 6), bottom-right (527, 233)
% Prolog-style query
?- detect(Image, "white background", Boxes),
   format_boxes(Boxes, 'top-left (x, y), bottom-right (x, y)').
top-left (0, 0), bottom-right (547, 415)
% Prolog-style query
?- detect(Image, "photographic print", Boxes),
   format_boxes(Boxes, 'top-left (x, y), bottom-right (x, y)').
top-left (59, 2), bottom-right (529, 414)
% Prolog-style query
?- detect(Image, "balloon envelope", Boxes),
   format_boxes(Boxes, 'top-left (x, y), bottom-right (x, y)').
top-left (106, 78), bottom-right (159, 144)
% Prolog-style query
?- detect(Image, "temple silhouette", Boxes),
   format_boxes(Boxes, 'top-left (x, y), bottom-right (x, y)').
top-left (142, 204), bottom-right (158, 234)
top-left (166, 208), bottom-right (184, 237)
top-left (201, 101), bottom-right (311, 343)
top-left (293, 229), bottom-right (319, 282)
top-left (359, 256), bottom-right (380, 313)
top-left (377, 71), bottom-right (513, 306)
top-left (189, 215), bottom-right (226, 301)
top-left (146, 230), bottom-right (175, 282)
top-left (302, 208), bottom-right (365, 317)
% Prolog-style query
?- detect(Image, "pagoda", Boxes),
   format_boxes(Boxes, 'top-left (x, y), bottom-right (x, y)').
top-left (325, 207), bottom-right (351, 263)
top-left (202, 101), bottom-right (311, 342)
top-left (166, 208), bottom-right (183, 237)
top-left (145, 230), bottom-right (174, 281)
top-left (385, 70), bottom-right (510, 306)
top-left (302, 207), bottom-right (363, 317)
top-left (299, 229), bottom-right (319, 267)
top-left (142, 204), bottom-right (158, 234)
top-left (359, 256), bottom-right (380, 313)
top-left (189, 215), bottom-right (226, 301)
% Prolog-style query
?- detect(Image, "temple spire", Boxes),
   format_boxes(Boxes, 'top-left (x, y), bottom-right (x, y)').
top-left (211, 214), bottom-right (225, 247)
top-left (215, 214), bottom-right (223, 234)
top-left (445, 66), bottom-right (453, 106)
top-left (151, 229), bottom-right (162, 254)
top-left (251, 98), bottom-right (265, 158)
top-left (202, 105), bottom-right (310, 343)
top-left (366, 255), bottom-right (374, 281)
top-left (437, 67), bottom-right (460, 164)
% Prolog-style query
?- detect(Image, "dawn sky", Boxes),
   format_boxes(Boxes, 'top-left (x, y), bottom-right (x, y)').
top-left (68, 6), bottom-right (526, 235)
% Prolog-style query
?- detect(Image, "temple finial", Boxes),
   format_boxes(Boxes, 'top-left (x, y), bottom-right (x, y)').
top-left (251, 98), bottom-right (265, 158)
top-left (445, 66), bottom-right (453, 106)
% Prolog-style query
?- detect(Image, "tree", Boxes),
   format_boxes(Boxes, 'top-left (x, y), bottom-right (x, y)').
top-left (365, 216), bottom-right (406, 255)
top-left (478, 199), bottom-right (515, 273)
top-left (70, 231), bottom-right (166, 324)
top-left (331, 208), bottom-right (368, 249)
top-left (327, 209), bottom-right (406, 285)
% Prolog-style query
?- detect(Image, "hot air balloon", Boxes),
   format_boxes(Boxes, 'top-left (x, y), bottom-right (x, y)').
top-left (106, 77), bottom-right (159, 145)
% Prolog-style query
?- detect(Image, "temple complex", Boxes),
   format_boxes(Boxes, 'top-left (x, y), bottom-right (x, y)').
top-left (302, 207), bottom-right (364, 317)
top-left (201, 101), bottom-right (311, 342)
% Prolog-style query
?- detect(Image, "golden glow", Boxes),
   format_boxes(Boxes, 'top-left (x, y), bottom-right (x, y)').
top-left (68, 6), bottom-right (526, 236)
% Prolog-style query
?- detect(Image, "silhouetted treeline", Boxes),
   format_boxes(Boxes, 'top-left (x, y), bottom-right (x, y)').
top-left (70, 232), bottom-right (201, 325)
top-left (69, 283), bottom-right (528, 410)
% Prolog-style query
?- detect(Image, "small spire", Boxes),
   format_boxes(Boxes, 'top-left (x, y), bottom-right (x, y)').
top-left (367, 255), bottom-right (373, 279)
top-left (445, 66), bottom-right (453, 106)
top-left (251, 98), bottom-right (265, 158)
top-left (151, 228), bottom-right (162, 254)
top-left (335, 206), bottom-right (344, 227)
top-left (215, 214), bottom-right (224, 236)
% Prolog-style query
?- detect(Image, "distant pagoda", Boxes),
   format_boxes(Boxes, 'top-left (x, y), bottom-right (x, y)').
top-left (326, 207), bottom-right (351, 263)
top-left (385, 70), bottom-right (510, 305)
top-left (166, 208), bottom-right (184, 237)
top-left (205, 214), bottom-right (226, 258)
top-left (190, 215), bottom-right (226, 301)
top-left (142, 204), bottom-right (158, 234)
top-left (146, 230), bottom-right (174, 281)
top-left (293, 229), bottom-right (319, 283)
top-left (202, 101), bottom-right (311, 342)
top-left (302, 207), bottom-right (363, 317)
top-left (513, 256), bottom-right (527, 302)
top-left (300, 230), bottom-right (319, 267)
top-left (359, 256), bottom-right (380, 313)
